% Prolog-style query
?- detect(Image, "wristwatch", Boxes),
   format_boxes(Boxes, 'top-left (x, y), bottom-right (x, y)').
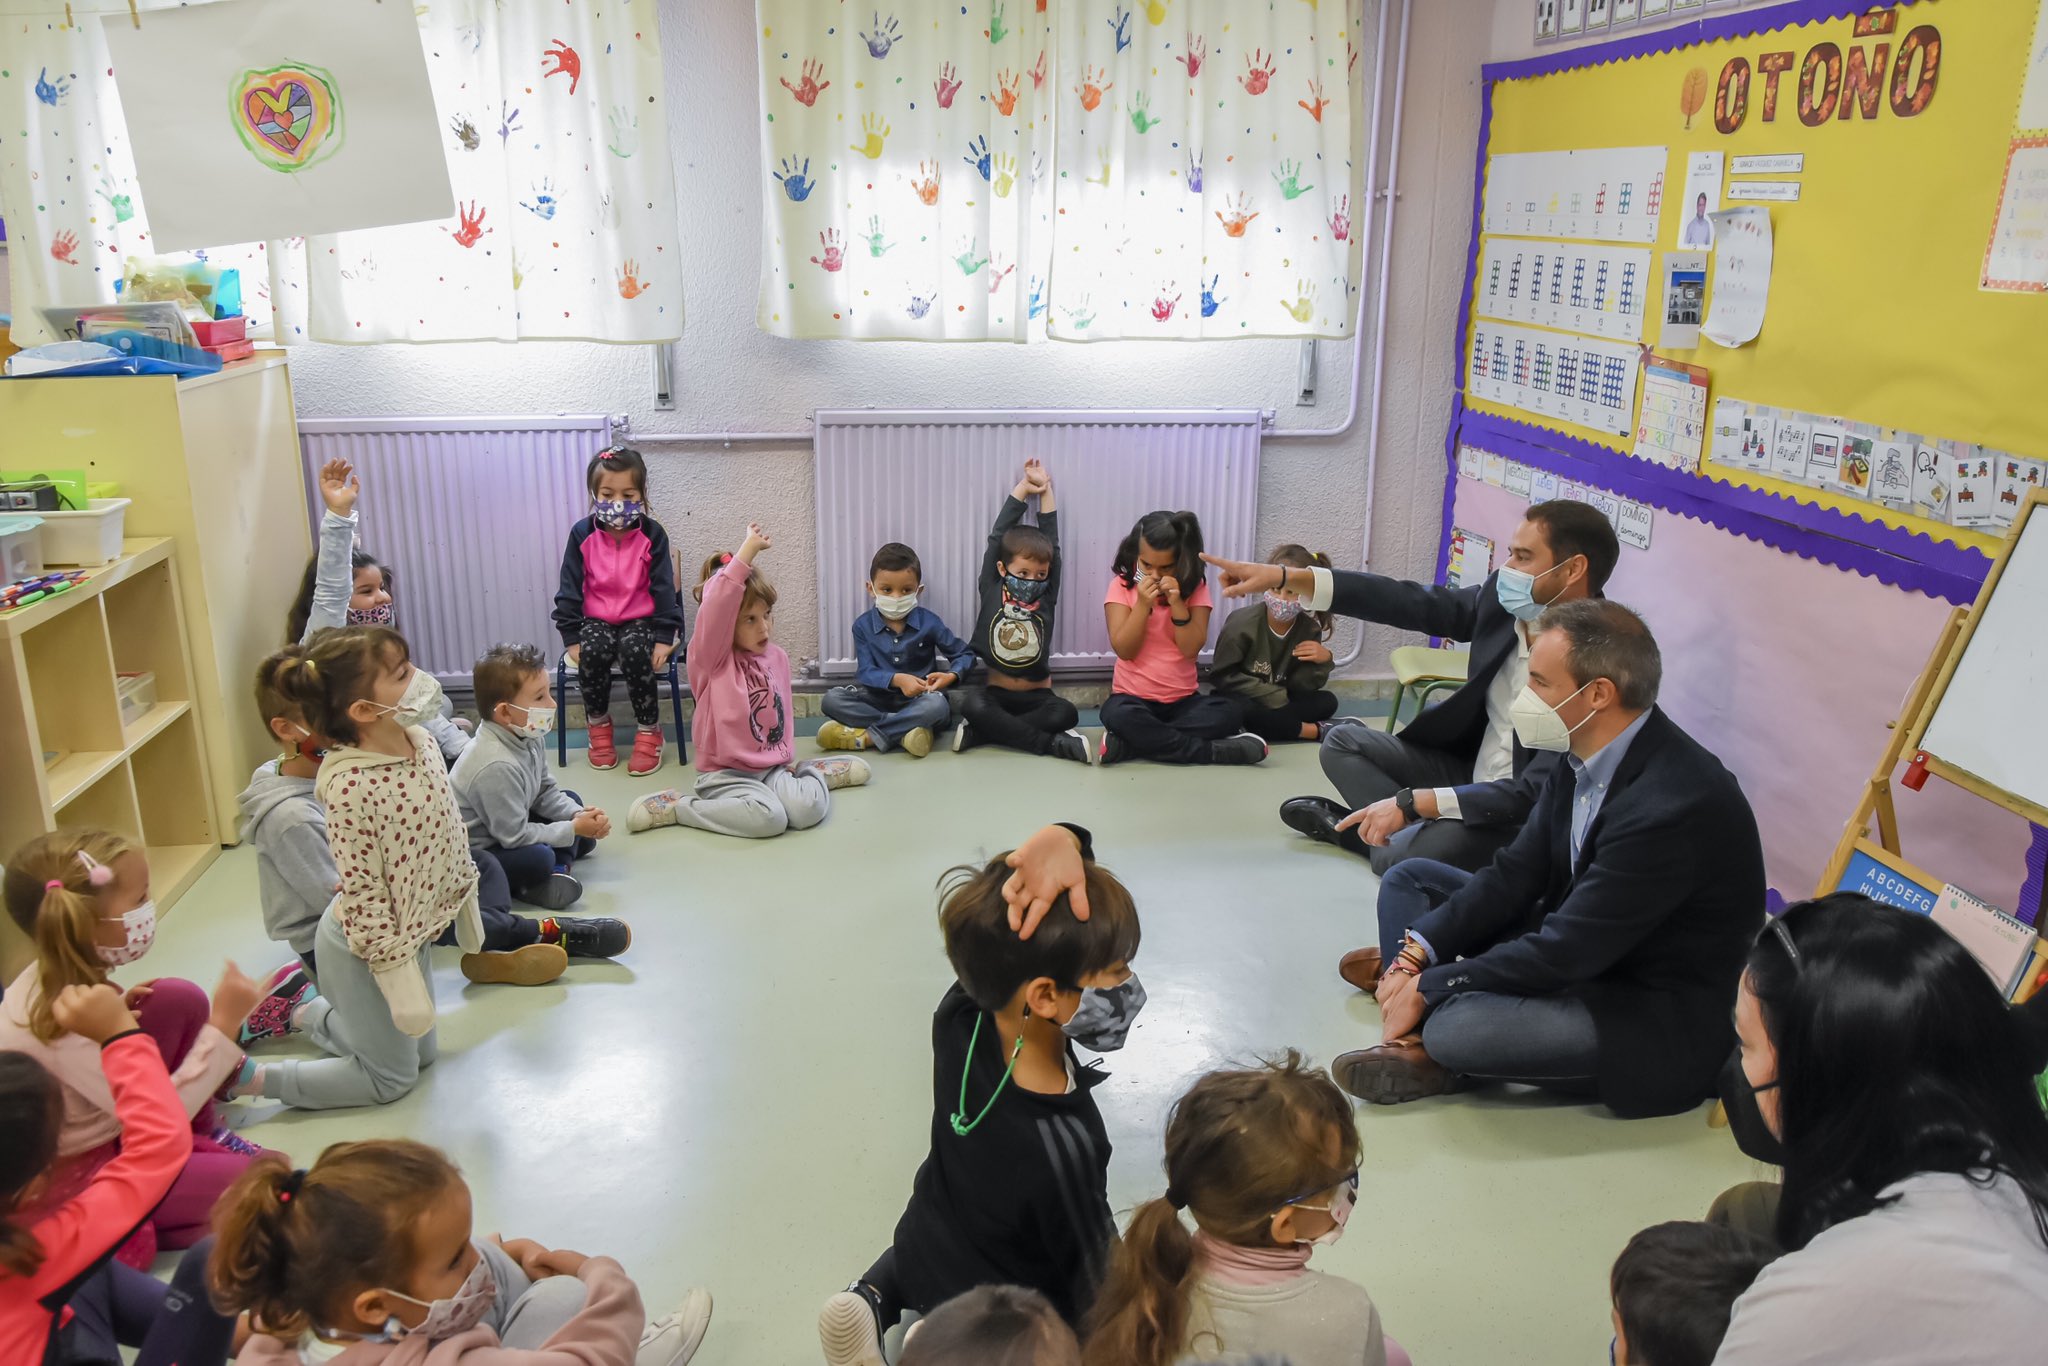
top-left (1393, 788), bottom-right (1419, 823)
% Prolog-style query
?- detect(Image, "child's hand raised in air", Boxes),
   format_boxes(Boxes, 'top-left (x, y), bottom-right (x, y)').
top-left (651, 640), bottom-right (675, 671)
top-left (1014, 457), bottom-right (1052, 500)
top-left (893, 673), bottom-right (930, 698)
top-left (573, 807), bottom-right (611, 840)
top-left (207, 961), bottom-right (262, 1038)
top-left (318, 457), bottom-right (361, 519)
top-left (1293, 640), bottom-right (1333, 664)
top-left (51, 982), bottom-right (139, 1044)
top-left (739, 523), bottom-right (773, 562)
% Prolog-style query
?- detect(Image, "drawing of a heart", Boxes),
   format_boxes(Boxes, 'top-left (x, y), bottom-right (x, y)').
top-left (231, 62), bottom-right (343, 172)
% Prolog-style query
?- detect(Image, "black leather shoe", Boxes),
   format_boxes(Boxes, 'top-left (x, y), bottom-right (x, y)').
top-left (1334, 1040), bottom-right (1456, 1105)
top-left (1279, 795), bottom-right (1349, 845)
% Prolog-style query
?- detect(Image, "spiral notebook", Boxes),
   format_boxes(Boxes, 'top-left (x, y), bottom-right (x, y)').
top-left (1931, 884), bottom-right (2039, 1000)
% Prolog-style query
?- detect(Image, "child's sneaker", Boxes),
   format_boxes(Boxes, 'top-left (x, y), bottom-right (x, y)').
top-left (459, 942), bottom-right (568, 986)
top-left (901, 726), bottom-right (935, 758)
top-left (1099, 730), bottom-right (1132, 766)
top-left (1211, 731), bottom-right (1269, 766)
top-left (1313, 716), bottom-right (1368, 742)
top-left (208, 1124), bottom-right (263, 1158)
top-left (807, 756), bottom-right (872, 790)
top-left (1048, 729), bottom-right (1093, 765)
top-left (514, 870), bottom-right (583, 912)
top-left (817, 720), bottom-right (870, 752)
top-left (628, 727), bottom-right (665, 777)
top-left (587, 716), bottom-right (618, 771)
top-left (818, 1286), bottom-right (887, 1366)
top-left (628, 788), bottom-right (685, 833)
top-left (540, 915), bottom-right (633, 959)
top-left (638, 1288), bottom-right (713, 1366)
top-left (951, 717), bottom-right (976, 752)
top-left (238, 964), bottom-right (316, 1045)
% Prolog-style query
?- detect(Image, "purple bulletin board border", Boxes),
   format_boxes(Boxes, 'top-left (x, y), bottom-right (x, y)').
top-left (1484, 0), bottom-right (1930, 85)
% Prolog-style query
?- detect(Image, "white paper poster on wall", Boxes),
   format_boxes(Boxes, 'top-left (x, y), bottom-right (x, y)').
top-left (1701, 205), bottom-right (1773, 347)
top-left (1870, 430), bottom-right (1917, 507)
top-left (1982, 142), bottom-right (2048, 294)
top-left (104, 0), bottom-right (453, 252)
top-left (1676, 151), bottom-right (1723, 249)
top-left (1477, 239), bottom-right (1649, 341)
top-left (1467, 320), bottom-right (1644, 437)
top-left (2020, 3), bottom-right (2048, 134)
top-left (1483, 147), bottom-right (1669, 245)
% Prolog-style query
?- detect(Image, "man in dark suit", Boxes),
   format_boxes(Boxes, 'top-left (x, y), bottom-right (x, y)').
top-left (1334, 599), bottom-right (1764, 1119)
top-left (1273, 501), bottom-right (1620, 880)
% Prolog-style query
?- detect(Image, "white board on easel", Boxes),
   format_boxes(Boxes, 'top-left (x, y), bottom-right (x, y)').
top-left (1915, 489), bottom-right (2048, 824)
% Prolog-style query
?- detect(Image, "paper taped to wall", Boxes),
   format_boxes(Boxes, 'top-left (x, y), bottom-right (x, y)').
top-left (1701, 205), bottom-right (1773, 347)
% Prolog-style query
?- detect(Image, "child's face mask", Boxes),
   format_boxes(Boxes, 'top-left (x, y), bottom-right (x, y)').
top-left (593, 498), bottom-right (645, 530)
top-left (96, 901), bottom-right (157, 967)
top-left (504, 703), bottom-right (556, 740)
top-left (1060, 972), bottom-right (1147, 1052)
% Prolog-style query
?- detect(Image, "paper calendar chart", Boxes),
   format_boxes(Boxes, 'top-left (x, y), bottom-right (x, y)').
top-left (1467, 320), bottom-right (1644, 437)
top-left (1632, 358), bottom-right (1709, 472)
top-left (1482, 147), bottom-right (1669, 245)
top-left (1478, 239), bottom-right (1650, 342)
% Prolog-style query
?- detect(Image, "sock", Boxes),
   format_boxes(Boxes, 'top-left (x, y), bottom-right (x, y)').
top-left (637, 723), bottom-right (661, 735)
top-left (287, 991), bottom-right (321, 1033)
top-left (538, 917), bottom-right (563, 944)
top-left (589, 713), bottom-right (611, 725)
top-left (227, 1056), bottom-right (258, 1098)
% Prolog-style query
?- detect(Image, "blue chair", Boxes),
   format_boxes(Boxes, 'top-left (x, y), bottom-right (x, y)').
top-left (552, 650), bottom-right (689, 769)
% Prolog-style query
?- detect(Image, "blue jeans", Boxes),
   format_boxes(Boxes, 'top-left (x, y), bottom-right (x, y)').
top-left (822, 685), bottom-right (954, 749)
top-left (1376, 859), bottom-right (1599, 1094)
top-left (473, 787), bottom-right (594, 899)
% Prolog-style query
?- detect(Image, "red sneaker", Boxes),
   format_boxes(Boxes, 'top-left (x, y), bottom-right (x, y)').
top-left (587, 716), bottom-right (618, 770)
top-left (628, 727), bottom-right (665, 776)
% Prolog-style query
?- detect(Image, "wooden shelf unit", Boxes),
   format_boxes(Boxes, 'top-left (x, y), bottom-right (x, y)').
top-left (0, 540), bottom-right (220, 934)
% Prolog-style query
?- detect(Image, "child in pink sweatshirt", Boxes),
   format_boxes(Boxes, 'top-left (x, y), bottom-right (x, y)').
top-left (628, 524), bottom-right (869, 838)
top-left (215, 1140), bottom-right (712, 1365)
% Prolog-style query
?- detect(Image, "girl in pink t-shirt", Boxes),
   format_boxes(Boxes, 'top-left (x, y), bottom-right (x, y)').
top-left (1099, 511), bottom-right (1267, 767)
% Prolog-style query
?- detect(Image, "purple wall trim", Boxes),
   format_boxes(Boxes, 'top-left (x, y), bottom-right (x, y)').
top-left (1482, 0), bottom-right (1926, 85)
top-left (2023, 826), bottom-right (2048, 930)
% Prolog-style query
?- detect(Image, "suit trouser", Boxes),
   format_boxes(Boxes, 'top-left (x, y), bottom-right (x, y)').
top-left (1320, 723), bottom-right (1518, 875)
top-left (1373, 859), bottom-right (1599, 1095)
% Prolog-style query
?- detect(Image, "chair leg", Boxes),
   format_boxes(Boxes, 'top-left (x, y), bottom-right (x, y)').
top-left (1385, 683), bottom-right (1407, 733)
top-left (554, 661), bottom-right (568, 768)
top-left (667, 660), bottom-right (687, 765)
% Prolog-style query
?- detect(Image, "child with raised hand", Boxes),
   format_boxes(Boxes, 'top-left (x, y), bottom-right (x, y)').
top-left (1609, 1222), bottom-right (1774, 1366)
top-left (555, 445), bottom-right (686, 778)
top-left (629, 525), bottom-right (869, 839)
top-left (819, 824), bottom-right (1141, 1366)
top-left (213, 1140), bottom-right (714, 1364)
top-left (1101, 511), bottom-right (1264, 767)
top-left (1082, 1053), bottom-right (1385, 1366)
top-left (817, 542), bottom-right (975, 760)
top-left (0, 831), bottom-right (275, 1270)
top-left (955, 461), bottom-right (1089, 764)
top-left (1, 983), bottom-right (236, 1366)
top-left (1208, 544), bottom-right (1347, 746)
top-left (288, 457), bottom-right (471, 766)
top-left (451, 643), bottom-right (632, 961)
top-left (899, 1286), bottom-right (1081, 1366)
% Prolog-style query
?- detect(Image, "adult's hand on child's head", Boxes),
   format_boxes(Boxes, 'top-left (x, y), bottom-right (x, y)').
top-left (208, 961), bottom-right (262, 1035)
top-left (52, 982), bottom-right (139, 1044)
top-left (1003, 825), bottom-right (1091, 940)
top-left (1200, 552), bottom-right (1284, 598)
top-left (318, 458), bottom-right (361, 518)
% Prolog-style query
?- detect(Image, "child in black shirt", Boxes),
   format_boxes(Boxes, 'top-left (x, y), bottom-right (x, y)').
top-left (954, 462), bottom-right (1091, 764)
top-left (819, 824), bottom-right (1143, 1364)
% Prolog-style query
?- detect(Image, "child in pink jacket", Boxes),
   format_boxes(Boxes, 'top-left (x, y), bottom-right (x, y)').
top-left (627, 524), bottom-right (869, 838)
top-left (215, 1141), bottom-right (711, 1365)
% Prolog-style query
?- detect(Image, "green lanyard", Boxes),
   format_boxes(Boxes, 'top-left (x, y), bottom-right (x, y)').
top-left (950, 1012), bottom-right (1025, 1137)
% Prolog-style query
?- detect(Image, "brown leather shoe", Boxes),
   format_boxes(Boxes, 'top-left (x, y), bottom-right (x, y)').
top-left (1338, 947), bottom-right (1383, 992)
top-left (1334, 1038), bottom-right (1453, 1105)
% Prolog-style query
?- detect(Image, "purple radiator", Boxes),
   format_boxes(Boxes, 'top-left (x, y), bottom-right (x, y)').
top-left (813, 409), bottom-right (1263, 675)
top-left (297, 416), bottom-right (615, 684)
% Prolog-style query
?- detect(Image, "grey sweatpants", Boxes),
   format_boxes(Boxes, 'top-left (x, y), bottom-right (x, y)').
top-left (476, 1236), bottom-right (595, 1348)
top-left (261, 901), bottom-right (436, 1111)
top-left (672, 763), bottom-right (831, 839)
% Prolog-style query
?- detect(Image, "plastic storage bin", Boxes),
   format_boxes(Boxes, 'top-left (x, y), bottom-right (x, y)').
top-left (117, 671), bottom-right (157, 728)
top-left (0, 516), bottom-right (44, 583)
top-left (190, 316), bottom-right (247, 347)
top-left (38, 498), bottom-right (130, 567)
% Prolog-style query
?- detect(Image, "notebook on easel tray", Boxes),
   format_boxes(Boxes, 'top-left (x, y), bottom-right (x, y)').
top-left (1931, 884), bottom-right (2039, 999)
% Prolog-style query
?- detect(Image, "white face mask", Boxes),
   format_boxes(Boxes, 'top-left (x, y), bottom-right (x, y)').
top-left (368, 669), bottom-right (445, 727)
top-left (1289, 1175), bottom-right (1357, 1248)
top-left (1508, 681), bottom-right (1595, 752)
top-left (504, 703), bottom-right (556, 740)
top-left (873, 592), bottom-right (918, 621)
top-left (97, 901), bottom-right (157, 967)
top-left (381, 1251), bottom-right (497, 1340)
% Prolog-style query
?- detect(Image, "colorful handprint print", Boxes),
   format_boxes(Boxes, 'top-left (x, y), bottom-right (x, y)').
top-left (1062, 295), bottom-right (1098, 330)
top-left (1242, 49), bottom-right (1276, 95)
top-left (448, 202), bottom-right (491, 248)
top-left (498, 101), bottom-right (523, 142)
top-left (1178, 33), bottom-right (1207, 77)
top-left (449, 115), bottom-right (480, 152)
top-left (34, 68), bottom-right (70, 107)
top-left (1300, 79), bottom-right (1329, 122)
top-left (1029, 50), bottom-right (1048, 89)
top-left (608, 106), bottom-right (639, 158)
top-left (49, 231), bottom-right (80, 265)
top-left (1330, 194), bottom-right (1351, 242)
top-left (1279, 280), bottom-right (1317, 323)
top-left (955, 238), bottom-right (990, 275)
top-left (1130, 92), bottom-right (1160, 133)
top-left (1151, 291), bottom-right (1183, 321)
top-left (541, 39), bottom-right (582, 95)
top-left (864, 215), bottom-right (895, 257)
top-left (987, 258), bottom-right (1016, 294)
top-left (907, 292), bottom-right (935, 319)
top-left (1088, 148), bottom-right (1113, 188)
top-left (936, 62), bottom-right (963, 109)
top-left (1200, 275), bottom-right (1226, 318)
top-left (1108, 7), bottom-right (1133, 52)
top-left (1272, 159), bottom-right (1314, 200)
top-left (851, 113), bottom-right (892, 159)
top-left (964, 134), bottom-right (993, 181)
top-left (911, 161), bottom-right (941, 205)
top-left (617, 261), bottom-right (649, 299)
top-left (989, 3), bottom-right (1010, 44)
top-left (811, 229), bottom-right (845, 273)
top-left (1075, 66), bottom-right (1114, 112)
top-left (862, 11), bottom-right (902, 58)
top-left (993, 70), bottom-right (1020, 116)
top-left (95, 176), bottom-right (134, 224)
top-left (775, 156), bottom-right (816, 202)
top-left (780, 58), bottom-right (830, 107)
top-left (1215, 192), bottom-right (1259, 236)
top-left (1186, 149), bottom-right (1204, 193)
top-left (521, 177), bottom-right (560, 220)
top-left (992, 153), bottom-right (1018, 198)
top-left (1027, 276), bottom-right (1048, 320)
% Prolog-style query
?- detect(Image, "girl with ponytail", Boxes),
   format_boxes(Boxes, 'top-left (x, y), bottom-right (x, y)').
top-left (0, 830), bottom-right (272, 1270)
top-left (217, 1140), bottom-right (714, 1363)
top-left (1100, 510), bottom-right (1267, 768)
top-left (1082, 1053), bottom-right (1392, 1366)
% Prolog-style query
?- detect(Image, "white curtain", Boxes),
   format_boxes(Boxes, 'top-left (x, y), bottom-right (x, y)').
top-left (0, 0), bottom-right (680, 347)
top-left (754, 0), bottom-right (1057, 340)
top-left (755, 0), bottom-right (1370, 342)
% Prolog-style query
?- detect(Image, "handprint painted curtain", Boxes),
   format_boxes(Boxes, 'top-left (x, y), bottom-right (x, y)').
top-left (755, 1), bottom-right (1058, 341)
top-left (755, 0), bottom-right (1371, 342)
top-left (0, 0), bottom-right (679, 346)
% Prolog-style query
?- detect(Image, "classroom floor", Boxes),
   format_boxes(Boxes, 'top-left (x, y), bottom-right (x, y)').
top-left (144, 724), bottom-right (1764, 1366)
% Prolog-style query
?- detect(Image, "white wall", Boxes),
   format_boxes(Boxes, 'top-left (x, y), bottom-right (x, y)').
top-left (285, 0), bottom-right (1495, 678)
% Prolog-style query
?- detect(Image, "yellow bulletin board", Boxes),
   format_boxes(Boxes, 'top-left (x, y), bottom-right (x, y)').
top-left (1463, 0), bottom-right (2044, 559)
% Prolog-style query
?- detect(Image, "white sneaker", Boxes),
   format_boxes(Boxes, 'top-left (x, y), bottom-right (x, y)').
top-left (807, 756), bottom-right (873, 790)
top-left (819, 1290), bottom-right (885, 1366)
top-left (637, 1288), bottom-right (713, 1366)
top-left (627, 788), bottom-right (685, 833)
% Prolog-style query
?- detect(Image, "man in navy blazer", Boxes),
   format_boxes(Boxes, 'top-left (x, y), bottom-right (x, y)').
top-left (1335, 599), bottom-right (1765, 1119)
top-left (1273, 501), bottom-right (1620, 879)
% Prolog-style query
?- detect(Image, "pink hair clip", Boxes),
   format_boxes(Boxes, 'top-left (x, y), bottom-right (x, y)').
top-left (44, 879), bottom-right (63, 892)
top-left (717, 552), bottom-right (734, 566)
top-left (74, 851), bottom-right (113, 887)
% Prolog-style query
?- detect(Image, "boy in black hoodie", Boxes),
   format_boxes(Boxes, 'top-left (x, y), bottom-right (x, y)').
top-left (818, 824), bottom-right (1144, 1364)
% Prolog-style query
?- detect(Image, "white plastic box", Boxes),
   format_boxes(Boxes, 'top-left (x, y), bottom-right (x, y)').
top-left (38, 498), bottom-right (130, 567)
top-left (0, 516), bottom-right (43, 584)
top-left (117, 671), bottom-right (157, 728)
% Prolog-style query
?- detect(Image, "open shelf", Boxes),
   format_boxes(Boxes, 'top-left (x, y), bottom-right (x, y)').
top-left (102, 557), bottom-right (192, 706)
top-left (46, 748), bottom-right (128, 809)
top-left (122, 698), bottom-right (191, 750)
top-left (57, 762), bottom-right (142, 843)
top-left (22, 595), bottom-right (122, 763)
top-left (146, 843), bottom-right (216, 908)
top-left (132, 709), bottom-right (216, 849)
